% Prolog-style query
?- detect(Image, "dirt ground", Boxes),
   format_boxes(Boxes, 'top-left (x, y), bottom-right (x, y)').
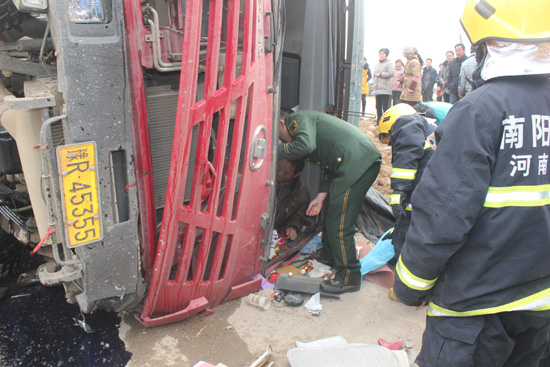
top-left (358, 102), bottom-right (393, 200)
top-left (119, 97), bottom-right (426, 367)
top-left (120, 256), bottom-right (426, 367)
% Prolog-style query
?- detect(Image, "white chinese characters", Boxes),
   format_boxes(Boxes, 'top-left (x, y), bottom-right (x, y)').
top-left (502, 115), bottom-right (550, 177)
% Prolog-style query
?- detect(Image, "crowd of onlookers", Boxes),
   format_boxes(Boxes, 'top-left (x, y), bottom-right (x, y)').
top-left (362, 43), bottom-right (477, 123)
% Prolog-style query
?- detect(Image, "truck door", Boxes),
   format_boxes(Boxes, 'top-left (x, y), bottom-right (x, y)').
top-left (138, 0), bottom-right (274, 326)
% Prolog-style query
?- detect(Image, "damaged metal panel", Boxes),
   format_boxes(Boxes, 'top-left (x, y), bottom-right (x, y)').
top-left (46, 0), bottom-right (144, 312)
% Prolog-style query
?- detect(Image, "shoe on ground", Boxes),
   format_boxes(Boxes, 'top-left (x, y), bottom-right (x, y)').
top-left (320, 279), bottom-right (360, 295)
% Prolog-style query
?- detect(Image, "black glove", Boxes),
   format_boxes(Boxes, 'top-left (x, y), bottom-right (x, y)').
top-left (390, 190), bottom-right (407, 218)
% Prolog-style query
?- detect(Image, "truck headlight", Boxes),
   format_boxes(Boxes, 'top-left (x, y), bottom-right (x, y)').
top-left (12, 0), bottom-right (48, 13)
top-left (68, 0), bottom-right (111, 23)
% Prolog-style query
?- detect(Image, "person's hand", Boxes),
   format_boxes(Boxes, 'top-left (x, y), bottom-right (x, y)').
top-left (307, 198), bottom-right (323, 216)
top-left (408, 88), bottom-right (414, 93)
top-left (307, 194), bottom-right (326, 216)
top-left (375, 72), bottom-right (381, 77)
top-left (286, 227), bottom-right (298, 241)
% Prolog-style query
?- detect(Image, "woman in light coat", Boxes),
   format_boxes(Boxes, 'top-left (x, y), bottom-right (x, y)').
top-left (400, 46), bottom-right (423, 106)
top-left (391, 59), bottom-right (405, 106)
top-left (372, 48), bottom-right (395, 124)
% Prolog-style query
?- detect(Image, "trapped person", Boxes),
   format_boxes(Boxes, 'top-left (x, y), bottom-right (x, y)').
top-left (378, 103), bottom-right (436, 260)
top-left (372, 48), bottom-right (395, 123)
top-left (274, 158), bottom-right (311, 241)
top-left (394, 1), bottom-right (550, 366)
top-left (278, 109), bottom-right (381, 294)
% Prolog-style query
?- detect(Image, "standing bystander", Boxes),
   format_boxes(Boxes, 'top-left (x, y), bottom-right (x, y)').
top-left (441, 51), bottom-right (454, 102)
top-left (372, 48), bottom-right (395, 124)
top-left (361, 58), bottom-right (372, 116)
top-left (421, 58), bottom-right (438, 102)
top-left (446, 43), bottom-right (468, 103)
top-left (435, 64), bottom-right (445, 101)
top-left (391, 59), bottom-right (405, 106)
top-left (400, 46), bottom-right (423, 107)
top-left (458, 45), bottom-right (478, 98)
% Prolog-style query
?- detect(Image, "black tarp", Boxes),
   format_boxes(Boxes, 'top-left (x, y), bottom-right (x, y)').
top-left (357, 188), bottom-right (395, 244)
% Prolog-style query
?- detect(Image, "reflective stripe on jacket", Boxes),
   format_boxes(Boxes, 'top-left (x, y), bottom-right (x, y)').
top-left (389, 114), bottom-right (436, 199)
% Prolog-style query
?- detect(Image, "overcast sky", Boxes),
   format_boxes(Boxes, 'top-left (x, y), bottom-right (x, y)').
top-left (363, 0), bottom-right (470, 68)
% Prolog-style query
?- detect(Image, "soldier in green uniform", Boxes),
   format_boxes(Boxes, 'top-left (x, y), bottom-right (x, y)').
top-left (278, 109), bottom-right (382, 294)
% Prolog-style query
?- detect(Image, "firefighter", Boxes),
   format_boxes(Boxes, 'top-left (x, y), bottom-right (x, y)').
top-left (393, 0), bottom-right (550, 365)
top-left (378, 103), bottom-right (436, 260)
top-left (278, 109), bottom-right (381, 294)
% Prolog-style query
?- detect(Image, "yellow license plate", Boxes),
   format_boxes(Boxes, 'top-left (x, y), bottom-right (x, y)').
top-left (57, 142), bottom-right (102, 247)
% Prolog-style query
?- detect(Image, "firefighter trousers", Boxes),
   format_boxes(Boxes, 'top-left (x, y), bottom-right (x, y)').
top-left (417, 313), bottom-right (550, 367)
top-left (320, 161), bottom-right (381, 286)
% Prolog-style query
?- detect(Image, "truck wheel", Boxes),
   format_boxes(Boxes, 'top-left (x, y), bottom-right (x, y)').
top-left (0, 0), bottom-right (28, 31)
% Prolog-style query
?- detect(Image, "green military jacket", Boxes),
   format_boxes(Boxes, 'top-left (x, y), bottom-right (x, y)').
top-left (278, 110), bottom-right (381, 197)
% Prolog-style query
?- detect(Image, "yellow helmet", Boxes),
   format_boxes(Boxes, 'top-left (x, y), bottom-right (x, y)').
top-left (460, 0), bottom-right (550, 46)
top-left (378, 104), bottom-right (416, 143)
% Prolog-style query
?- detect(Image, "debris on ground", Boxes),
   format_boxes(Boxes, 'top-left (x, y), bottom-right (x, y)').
top-left (287, 335), bottom-right (413, 367)
top-left (304, 292), bottom-right (322, 316)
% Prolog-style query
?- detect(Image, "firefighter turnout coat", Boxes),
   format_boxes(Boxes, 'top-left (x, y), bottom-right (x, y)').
top-left (389, 114), bottom-right (436, 211)
top-left (394, 75), bottom-right (550, 317)
top-left (389, 114), bottom-right (436, 252)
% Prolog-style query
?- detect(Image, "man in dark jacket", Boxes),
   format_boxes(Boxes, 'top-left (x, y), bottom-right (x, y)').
top-left (441, 51), bottom-right (454, 102)
top-left (394, 0), bottom-right (550, 365)
top-left (278, 109), bottom-right (381, 294)
top-left (274, 158), bottom-right (310, 240)
top-left (421, 58), bottom-right (438, 102)
top-left (446, 43), bottom-right (467, 104)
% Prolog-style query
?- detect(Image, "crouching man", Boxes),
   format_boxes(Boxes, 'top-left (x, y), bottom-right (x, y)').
top-left (278, 109), bottom-right (381, 294)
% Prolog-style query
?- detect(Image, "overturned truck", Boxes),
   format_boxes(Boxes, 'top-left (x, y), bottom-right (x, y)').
top-left (0, 0), bottom-right (365, 326)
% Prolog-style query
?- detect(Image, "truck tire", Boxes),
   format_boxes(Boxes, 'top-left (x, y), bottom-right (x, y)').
top-left (0, 0), bottom-right (28, 31)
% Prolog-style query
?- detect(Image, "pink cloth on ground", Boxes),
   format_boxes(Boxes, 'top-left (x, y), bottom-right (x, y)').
top-left (356, 242), bottom-right (395, 288)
